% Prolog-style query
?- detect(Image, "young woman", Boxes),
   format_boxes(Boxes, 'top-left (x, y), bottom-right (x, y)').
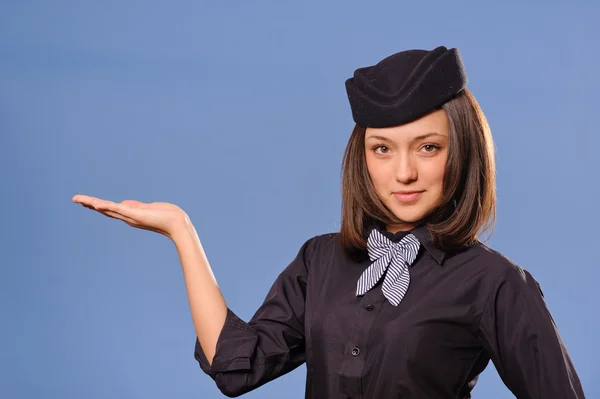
top-left (73, 46), bottom-right (585, 398)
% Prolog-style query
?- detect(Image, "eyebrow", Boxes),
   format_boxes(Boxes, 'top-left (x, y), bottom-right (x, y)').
top-left (366, 132), bottom-right (447, 142)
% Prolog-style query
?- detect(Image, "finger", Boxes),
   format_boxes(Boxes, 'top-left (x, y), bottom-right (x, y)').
top-left (80, 202), bottom-right (109, 213)
top-left (80, 202), bottom-right (130, 221)
top-left (73, 194), bottom-right (86, 203)
top-left (100, 209), bottom-right (138, 225)
top-left (78, 199), bottom-right (144, 221)
top-left (73, 194), bottom-right (99, 203)
top-left (93, 199), bottom-right (121, 212)
top-left (95, 200), bottom-right (147, 222)
top-left (100, 210), bottom-right (164, 234)
top-left (73, 194), bottom-right (107, 207)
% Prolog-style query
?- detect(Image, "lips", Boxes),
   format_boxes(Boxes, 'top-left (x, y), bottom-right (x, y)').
top-left (392, 191), bottom-right (424, 203)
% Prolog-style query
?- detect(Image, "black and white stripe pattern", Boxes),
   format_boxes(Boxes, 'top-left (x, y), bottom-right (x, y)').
top-left (356, 229), bottom-right (421, 306)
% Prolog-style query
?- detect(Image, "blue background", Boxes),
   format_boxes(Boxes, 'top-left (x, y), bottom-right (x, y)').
top-left (1, 1), bottom-right (598, 398)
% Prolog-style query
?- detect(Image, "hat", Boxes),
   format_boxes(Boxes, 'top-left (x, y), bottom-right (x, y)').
top-left (345, 46), bottom-right (467, 128)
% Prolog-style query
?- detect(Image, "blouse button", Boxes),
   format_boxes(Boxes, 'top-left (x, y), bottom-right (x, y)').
top-left (351, 347), bottom-right (360, 356)
top-left (365, 304), bottom-right (374, 311)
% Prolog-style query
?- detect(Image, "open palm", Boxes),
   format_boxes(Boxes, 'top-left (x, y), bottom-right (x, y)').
top-left (72, 194), bottom-right (188, 238)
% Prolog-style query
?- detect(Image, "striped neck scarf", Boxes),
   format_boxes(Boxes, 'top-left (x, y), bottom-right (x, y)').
top-left (356, 229), bottom-right (421, 306)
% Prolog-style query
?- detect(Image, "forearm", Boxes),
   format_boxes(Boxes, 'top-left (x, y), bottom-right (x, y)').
top-left (171, 216), bottom-right (227, 365)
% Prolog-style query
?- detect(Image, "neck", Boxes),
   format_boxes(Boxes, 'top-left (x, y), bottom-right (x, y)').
top-left (385, 222), bottom-right (417, 234)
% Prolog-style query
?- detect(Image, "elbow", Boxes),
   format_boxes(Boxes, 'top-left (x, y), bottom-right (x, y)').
top-left (214, 374), bottom-right (252, 398)
top-left (219, 389), bottom-right (243, 398)
top-left (218, 387), bottom-right (245, 398)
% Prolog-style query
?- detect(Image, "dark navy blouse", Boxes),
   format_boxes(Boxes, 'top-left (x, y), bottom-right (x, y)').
top-left (194, 225), bottom-right (585, 398)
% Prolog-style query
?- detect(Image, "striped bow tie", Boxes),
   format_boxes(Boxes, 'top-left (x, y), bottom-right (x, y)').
top-left (356, 229), bottom-right (421, 306)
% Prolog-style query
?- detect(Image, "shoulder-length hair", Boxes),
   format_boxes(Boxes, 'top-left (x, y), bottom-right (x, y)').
top-left (340, 88), bottom-right (496, 251)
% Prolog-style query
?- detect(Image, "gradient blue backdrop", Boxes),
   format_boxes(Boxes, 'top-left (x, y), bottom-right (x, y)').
top-left (1, 1), bottom-right (598, 398)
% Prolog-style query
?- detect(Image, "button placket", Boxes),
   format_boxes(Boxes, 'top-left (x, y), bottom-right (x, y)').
top-left (339, 283), bottom-right (386, 397)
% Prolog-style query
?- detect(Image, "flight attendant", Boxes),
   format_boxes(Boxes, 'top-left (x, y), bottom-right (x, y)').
top-left (73, 46), bottom-right (585, 398)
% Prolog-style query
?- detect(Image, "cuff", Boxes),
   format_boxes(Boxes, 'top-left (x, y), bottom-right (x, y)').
top-left (194, 308), bottom-right (258, 378)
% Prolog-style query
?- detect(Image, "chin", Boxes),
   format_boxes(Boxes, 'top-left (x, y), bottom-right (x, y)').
top-left (394, 215), bottom-right (426, 225)
top-left (386, 204), bottom-right (432, 226)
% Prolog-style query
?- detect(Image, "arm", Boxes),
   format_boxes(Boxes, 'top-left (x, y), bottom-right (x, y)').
top-left (192, 235), bottom-right (312, 397)
top-left (72, 195), bottom-right (309, 397)
top-left (73, 195), bottom-right (229, 364)
top-left (171, 218), bottom-right (228, 365)
top-left (478, 266), bottom-right (585, 398)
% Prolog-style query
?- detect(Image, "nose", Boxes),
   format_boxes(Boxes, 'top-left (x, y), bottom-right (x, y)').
top-left (395, 154), bottom-right (418, 184)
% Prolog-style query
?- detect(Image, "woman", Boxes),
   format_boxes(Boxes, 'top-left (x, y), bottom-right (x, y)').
top-left (72, 46), bottom-right (585, 398)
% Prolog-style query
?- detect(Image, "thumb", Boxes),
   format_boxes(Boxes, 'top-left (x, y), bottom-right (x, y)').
top-left (120, 200), bottom-right (145, 207)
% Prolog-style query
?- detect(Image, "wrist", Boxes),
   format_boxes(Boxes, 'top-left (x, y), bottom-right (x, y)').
top-left (168, 212), bottom-right (197, 242)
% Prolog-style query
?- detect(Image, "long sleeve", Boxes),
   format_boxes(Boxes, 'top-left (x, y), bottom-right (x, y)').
top-left (478, 265), bottom-right (585, 398)
top-left (194, 237), bottom-right (315, 397)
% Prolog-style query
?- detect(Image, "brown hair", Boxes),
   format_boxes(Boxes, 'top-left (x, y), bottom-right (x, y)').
top-left (339, 88), bottom-right (496, 251)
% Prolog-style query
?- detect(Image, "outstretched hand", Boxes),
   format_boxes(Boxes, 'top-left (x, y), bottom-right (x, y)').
top-left (72, 194), bottom-right (188, 239)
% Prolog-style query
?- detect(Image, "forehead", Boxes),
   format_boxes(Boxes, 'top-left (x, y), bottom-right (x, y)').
top-left (365, 109), bottom-right (449, 140)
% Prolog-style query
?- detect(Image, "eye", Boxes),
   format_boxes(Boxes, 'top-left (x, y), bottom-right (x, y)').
top-left (373, 145), bottom-right (390, 155)
top-left (420, 144), bottom-right (441, 153)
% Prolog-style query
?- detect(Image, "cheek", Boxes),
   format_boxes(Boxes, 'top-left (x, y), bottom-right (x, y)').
top-left (366, 157), bottom-right (389, 191)
top-left (423, 157), bottom-right (446, 188)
